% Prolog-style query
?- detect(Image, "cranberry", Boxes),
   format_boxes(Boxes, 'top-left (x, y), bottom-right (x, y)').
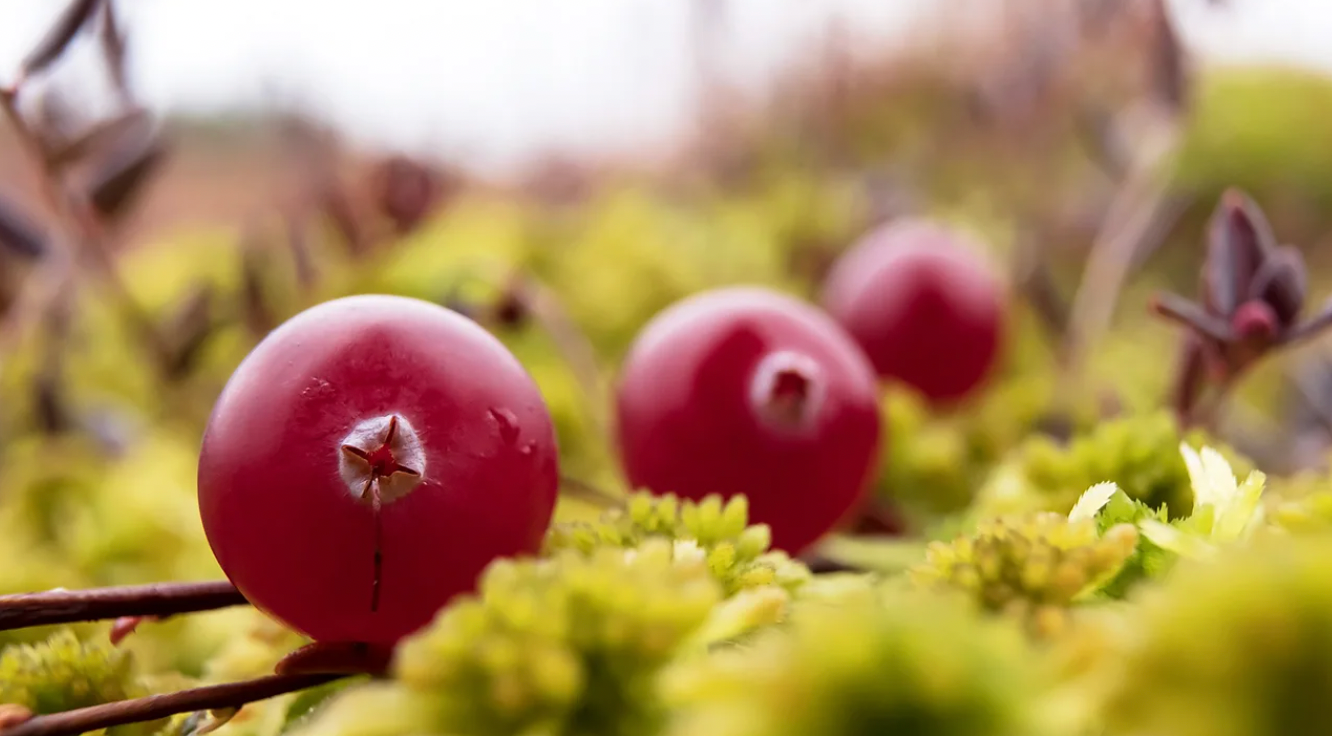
top-left (820, 218), bottom-right (1006, 404)
top-left (197, 294), bottom-right (559, 646)
top-left (614, 287), bottom-right (882, 554)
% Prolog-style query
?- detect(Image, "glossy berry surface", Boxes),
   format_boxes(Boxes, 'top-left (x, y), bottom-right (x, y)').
top-left (820, 218), bottom-right (1006, 404)
top-left (614, 287), bottom-right (881, 554)
top-left (198, 294), bottom-right (559, 646)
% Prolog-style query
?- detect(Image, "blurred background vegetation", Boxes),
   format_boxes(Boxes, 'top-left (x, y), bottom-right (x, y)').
top-left (6, 1), bottom-right (1332, 732)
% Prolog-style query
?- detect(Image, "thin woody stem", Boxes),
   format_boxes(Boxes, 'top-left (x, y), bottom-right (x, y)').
top-left (0, 673), bottom-right (346, 736)
top-left (557, 474), bottom-right (623, 509)
top-left (0, 581), bottom-right (247, 632)
top-left (0, 83), bottom-right (169, 374)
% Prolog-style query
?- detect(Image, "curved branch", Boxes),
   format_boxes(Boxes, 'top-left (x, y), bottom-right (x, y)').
top-left (0, 673), bottom-right (345, 736)
top-left (0, 581), bottom-right (247, 632)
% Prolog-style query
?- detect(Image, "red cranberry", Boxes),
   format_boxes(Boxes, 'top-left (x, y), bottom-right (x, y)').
top-left (197, 294), bottom-right (559, 646)
top-left (820, 219), bottom-right (1006, 404)
top-left (614, 287), bottom-right (882, 554)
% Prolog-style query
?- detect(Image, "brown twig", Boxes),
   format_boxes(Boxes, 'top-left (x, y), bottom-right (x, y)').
top-left (1065, 149), bottom-right (1174, 354)
top-left (0, 673), bottom-right (345, 736)
top-left (0, 581), bottom-right (247, 632)
top-left (1061, 112), bottom-right (1180, 389)
top-left (1, 73), bottom-right (171, 378)
top-left (0, 88), bottom-right (80, 373)
top-left (558, 474), bottom-right (623, 508)
top-left (1011, 233), bottom-right (1070, 345)
top-left (521, 274), bottom-right (612, 446)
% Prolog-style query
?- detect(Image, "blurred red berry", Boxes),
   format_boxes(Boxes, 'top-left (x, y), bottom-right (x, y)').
top-left (614, 287), bottom-right (882, 554)
top-left (820, 219), bottom-right (1006, 404)
top-left (198, 294), bottom-right (559, 646)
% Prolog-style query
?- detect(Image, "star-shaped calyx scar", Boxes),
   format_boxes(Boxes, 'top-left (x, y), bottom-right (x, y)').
top-left (338, 414), bottom-right (426, 506)
top-left (337, 413), bottom-right (426, 613)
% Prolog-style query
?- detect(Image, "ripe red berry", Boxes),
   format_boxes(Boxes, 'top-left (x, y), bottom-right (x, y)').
top-left (820, 219), bottom-right (1006, 404)
top-left (198, 294), bottom-right (559, 646)
top-left (614, 287), bottom-right (882, 554)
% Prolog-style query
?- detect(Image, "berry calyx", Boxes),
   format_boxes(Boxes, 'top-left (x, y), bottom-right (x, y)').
top-left (820, 218), bottom-right (1006, 405)
top-left (614, 287), bottom-right (882, 554)
top-left (749, 350), bottom-right (825, 434)
top-left (338, 414), bottom-right (425, 505)
top-left (198, 294), bottom-right (559, 646)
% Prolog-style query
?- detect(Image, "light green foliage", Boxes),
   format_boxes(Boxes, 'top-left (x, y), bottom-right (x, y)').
top-left (1271, 490), bottom-right (1332, 533)
top-left (1102, 535), bottom-right (1332, 736)
top-left (1266, 468), bottom-right (1332, 533)
top-left (663, 591), bottom-right (1048, 736)
top-left (544, 493), bottom-right (810, 596)
top-left (0, 629), bottom-right (162, 735)
top-left (1135, 444), bottom-right (1268, 563)
top-left (1175, 66), bottom-right (1332, 216)
top-left (8, 56), bottom-right (1332, 736)
top-left (1086, 490), bottom-right (1171, 599)
top-left (875, 314), bottom-right (1107, 526)
top-left (524, 189), bottom-right (718, 358)
top-left (390, 542), bottom-right (723, 736)
top-left (977, 412), bottom-right (1250, 520)
top-left (910, 512), bottom-right (1138, 637)
top-left (0, 510), bottom-right (93, 647)
top-left (286, 684), bottom-right (440, 736)
top-left (277, 679), bottom-right (365, 736)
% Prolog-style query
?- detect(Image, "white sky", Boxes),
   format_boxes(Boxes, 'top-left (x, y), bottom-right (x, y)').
top-left (0, 0), bottom-right (1330, 174)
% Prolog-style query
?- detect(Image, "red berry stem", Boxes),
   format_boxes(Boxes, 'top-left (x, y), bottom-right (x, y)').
top-left (0, 581), bottom-right (247, 632)
top-left (0, 673), bottom-right (346, 736)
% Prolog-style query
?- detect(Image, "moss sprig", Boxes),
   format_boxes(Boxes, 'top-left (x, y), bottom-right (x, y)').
top-left (909, 507), bottom-right (1137, 637)
top-left (544, 493), bottom-right (810, 596)
top-left (0, 629), bottom-right (162, 736)
top-left (387, 541), bottom-right (724, 736)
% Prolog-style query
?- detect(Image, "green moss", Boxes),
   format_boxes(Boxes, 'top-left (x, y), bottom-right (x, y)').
top-left (545, 493), bottom-right (810, 596)
top-left (1104, 535), bottom-right (1332, 736)
top-left (0, 630), bottom-right (163, 736)
top-left (392, 543), bottom-right (722, 736)
top-left (663, 590), bottom-right (1048, 736)
top-left (911, 512), bottom-right (1138, 637)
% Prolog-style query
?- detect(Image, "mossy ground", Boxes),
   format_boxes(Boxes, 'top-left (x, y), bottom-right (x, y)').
top-left (6, 59), bottom-right (1332, 736)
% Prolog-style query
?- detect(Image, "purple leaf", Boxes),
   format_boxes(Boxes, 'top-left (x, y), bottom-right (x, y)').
top-left (1249, 245), bottom-right (1306, 328)
top-left (1152, 291), bottom-right (1235, 343)
top-left (19, 0), bottom-right (104, 79)
top-left (1203, 189), bottom-right (1277, 315)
